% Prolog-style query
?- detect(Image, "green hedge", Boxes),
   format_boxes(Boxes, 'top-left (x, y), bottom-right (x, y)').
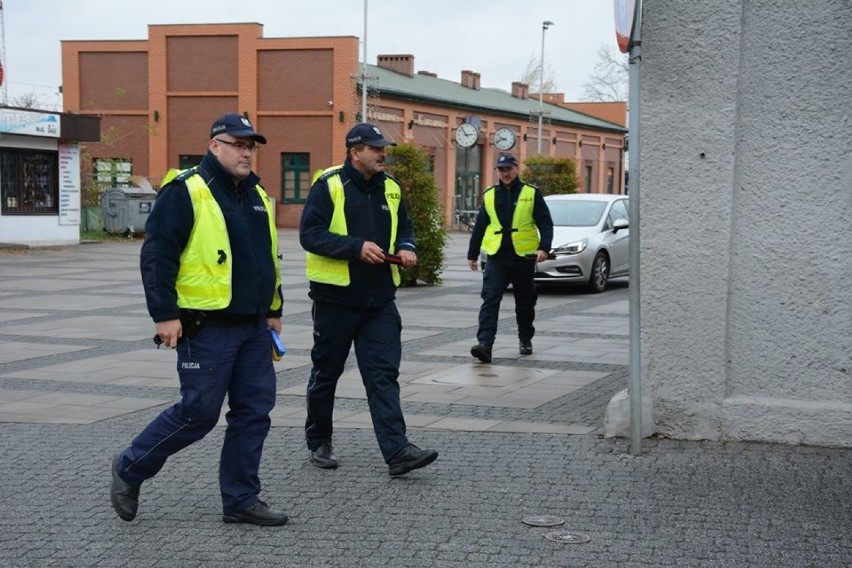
top-left (521, 155), bottom-right (578, 195)
top-left (386, 144), bottom-right (447, 286)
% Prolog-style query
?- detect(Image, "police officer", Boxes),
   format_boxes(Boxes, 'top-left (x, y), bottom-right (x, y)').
top-left (299, 122), bottom-right (438, 476)
top-left (109, 113), bottom-right (289, 526)
top-left (467, 153), bottom-right (554, 363)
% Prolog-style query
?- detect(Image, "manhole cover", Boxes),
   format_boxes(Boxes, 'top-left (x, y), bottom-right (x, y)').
top-left (521, 515), bottom-right (565, 527)
top-left (544, 530), bottom-right (591, 544)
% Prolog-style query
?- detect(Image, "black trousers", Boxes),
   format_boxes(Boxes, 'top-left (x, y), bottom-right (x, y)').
top-left (305, 300), bottom-right (407, 462)
top-left (476, 255), bottom-right (537, 346)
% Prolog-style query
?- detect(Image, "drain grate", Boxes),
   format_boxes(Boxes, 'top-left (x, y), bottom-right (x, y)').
top-left (521, 515), bottom-right (565, 527)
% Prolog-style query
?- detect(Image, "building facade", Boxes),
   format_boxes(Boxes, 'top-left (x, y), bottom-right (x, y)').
top-left (61, 23), bottom-right (626, 228)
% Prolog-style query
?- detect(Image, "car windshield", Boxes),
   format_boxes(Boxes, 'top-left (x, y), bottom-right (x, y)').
top-left (547, 200), bottom-right (607, 227)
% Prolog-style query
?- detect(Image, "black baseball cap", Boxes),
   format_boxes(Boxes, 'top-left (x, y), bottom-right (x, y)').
top-left (345, 123), bottom-right (397, 148)
top-left (210, 113), bottom-right (267, 144)
top-left (495, 153), bottom-right (519, 168)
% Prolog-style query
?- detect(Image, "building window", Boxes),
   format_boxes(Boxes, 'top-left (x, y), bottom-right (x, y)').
top-left (94, 158), bottom-right (132, 191)
top-left (1, 149), bottom-right (59, 215)
top-left (281, 152), bottom-right (310, 203)
top-left (606, 168), bottom-right (614, 194)
top-left (584, 164), bottom-right (593, 192)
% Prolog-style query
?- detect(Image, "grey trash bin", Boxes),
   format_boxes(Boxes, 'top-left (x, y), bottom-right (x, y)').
top-left (100, 187), bottom-right (157, 235)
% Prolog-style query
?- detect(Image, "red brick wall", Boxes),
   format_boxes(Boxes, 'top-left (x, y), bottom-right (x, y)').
top-left (166, 96), bottom-right (239, 169)
top-left (167, 36), bottom-right (239, 92)
top-left (85, 115), bottom-right (150, 181)
top-left (79, 52), bottom-right (148, 111)
top-left (259, 50), bottom-right (334, 112)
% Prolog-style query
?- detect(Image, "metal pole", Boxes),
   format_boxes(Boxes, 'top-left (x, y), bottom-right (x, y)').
top-left (627, 4), bottom-right (643, 457)
top-left (361, 0), bottom-right (368, 122)
top-left (0, 2), bottom-right (7, 105)
top-left (537, 21), bottom-right (553, 154)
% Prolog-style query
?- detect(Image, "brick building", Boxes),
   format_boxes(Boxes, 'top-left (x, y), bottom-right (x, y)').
top-left (61, 23), bottom-right (626, 228)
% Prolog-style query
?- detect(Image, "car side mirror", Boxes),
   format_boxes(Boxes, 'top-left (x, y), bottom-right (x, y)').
top-left (613, 218), bottom-right (629, 233)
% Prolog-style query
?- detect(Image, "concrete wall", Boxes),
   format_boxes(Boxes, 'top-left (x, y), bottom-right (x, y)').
top-left (608, 1), bottom-right (852, 447)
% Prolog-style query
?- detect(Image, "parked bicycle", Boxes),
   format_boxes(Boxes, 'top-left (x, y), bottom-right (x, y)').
top-left (455, 209), bottom-right (476, 232)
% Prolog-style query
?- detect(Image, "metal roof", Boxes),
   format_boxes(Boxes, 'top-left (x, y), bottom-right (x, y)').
top-left (366, 64), bottom-right (626, 134)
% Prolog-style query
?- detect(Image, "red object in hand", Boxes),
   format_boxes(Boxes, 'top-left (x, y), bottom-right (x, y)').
top-left (383, 253), bottom-right (403, 265)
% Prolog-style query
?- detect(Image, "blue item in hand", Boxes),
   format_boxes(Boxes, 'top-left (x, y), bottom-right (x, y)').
top-left (270, 329), bottom-right (286, 357)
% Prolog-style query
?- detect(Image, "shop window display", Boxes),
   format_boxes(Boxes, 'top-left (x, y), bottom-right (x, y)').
top-left (1, 149), bottom-right (59, 215)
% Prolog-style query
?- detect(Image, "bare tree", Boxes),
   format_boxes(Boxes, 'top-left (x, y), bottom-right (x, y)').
top-left (520, 54), bottom-right (557, 93)
top-left (581, 45), bottom-right (628, 102)
top-left (11, 90), bottom-right (43, 109)
top-left (8, 88), bottom-right (61, 111)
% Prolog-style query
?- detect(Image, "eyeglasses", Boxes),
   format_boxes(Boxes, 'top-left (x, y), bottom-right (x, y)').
top-left (215, 138), bottom-right (259, 154)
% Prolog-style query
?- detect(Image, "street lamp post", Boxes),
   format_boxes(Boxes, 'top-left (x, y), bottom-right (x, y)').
top-left (361, 0), bottom-right (368, 121)
top-left (537, 20), bottom-right (554, 154)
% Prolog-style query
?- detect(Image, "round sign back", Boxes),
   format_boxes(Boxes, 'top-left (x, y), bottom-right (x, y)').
top-left (614, 0), bottom-right (641, 53)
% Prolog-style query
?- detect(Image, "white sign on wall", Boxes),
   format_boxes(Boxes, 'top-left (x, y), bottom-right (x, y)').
top-left (58, 142), bottom-right (81, 225)
top-left (0, 109), bottom-right (60, 138)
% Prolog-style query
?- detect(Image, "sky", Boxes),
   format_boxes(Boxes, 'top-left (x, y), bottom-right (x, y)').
top-left (0, 0), bottom-right (621, 110)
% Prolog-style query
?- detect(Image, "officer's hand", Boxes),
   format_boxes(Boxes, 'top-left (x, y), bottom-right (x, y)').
top-left (267, 317), bottom-right (282, 333)
top-left (360, 241), bottom-right (385, 264)
top-left (155, 319), bottom-right (182, 349)
top-left (535, 250), bottom-right (549, 263)
top-left (399, 250), bottom-right (417, 268)
top-left (468, 259), bottom-right (479, 272)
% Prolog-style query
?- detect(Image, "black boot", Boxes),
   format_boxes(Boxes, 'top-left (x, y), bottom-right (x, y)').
top-left (110, 454), bottom-right (140, 522)
top-left (470, 343), bottom-right (492, 363)
top-left (222, 500), bottom-right (289, 526)
top-left (388, 443), bottom-right (438, 476)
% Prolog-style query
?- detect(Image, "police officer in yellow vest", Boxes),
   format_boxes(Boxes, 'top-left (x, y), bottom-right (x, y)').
top-left (467, 153), bottom-right (554, 363)
top-left (109, 114), bottom-right (288, 527)
top-left (300, 123), bottom-right (438, 476)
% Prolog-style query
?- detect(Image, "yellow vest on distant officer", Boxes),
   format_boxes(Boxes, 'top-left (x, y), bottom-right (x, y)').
top-left (174, 171), bottom-right (282, 311)
top-left (480, 184), bottom-right (539, 256)
top-left (306, 168), bottom-right (401, 287)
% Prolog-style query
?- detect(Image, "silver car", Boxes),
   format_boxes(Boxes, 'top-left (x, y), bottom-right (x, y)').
top-left (535, 193), bottom-right (629, 292)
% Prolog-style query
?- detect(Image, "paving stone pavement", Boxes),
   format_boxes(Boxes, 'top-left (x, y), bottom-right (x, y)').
top-left (0, 231), bottom-right (849, 567)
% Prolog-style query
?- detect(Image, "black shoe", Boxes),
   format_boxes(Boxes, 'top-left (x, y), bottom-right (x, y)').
top-left (222, 500), bottom-right (289, 526)
top-left (110, 454), bottom-right (140, 522)
top-left (309, 441), bottom-right (339, 469)
top-left (388, 443), bottom-right (438, 476)
top-left (470, 343), bottom-right (492, 363)
top-left (519, 340), bottom-right (533, 355)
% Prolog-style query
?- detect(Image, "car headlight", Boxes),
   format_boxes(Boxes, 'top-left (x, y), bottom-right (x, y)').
top-left (551, 238), bottom-right (588, 256)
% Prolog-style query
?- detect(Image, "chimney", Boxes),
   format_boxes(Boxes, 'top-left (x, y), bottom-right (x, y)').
top-left (461, 70), bottom-right (480, 90)
top-left (377, 54), bottom-right (415, 77)
top-left (542, 92), bottom-right (565, 105)
top-left (417, 70), bottom-right (438, 77)
top-left (511, 81), bottom-right (529, 99)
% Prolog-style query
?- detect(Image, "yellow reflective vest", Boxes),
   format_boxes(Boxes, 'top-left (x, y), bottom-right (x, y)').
top-left (480, 184), bottom-right (540, 256)
top-left (175, 172), bottom-right (282, 311)
top-left (305, 169), bottom-right (401, 287)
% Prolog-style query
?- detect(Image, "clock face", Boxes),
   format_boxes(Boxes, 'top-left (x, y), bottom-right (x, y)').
top-left (454, 123), bottom-right (479, 148)
top-left (493, 127), bottom-right (516, 150)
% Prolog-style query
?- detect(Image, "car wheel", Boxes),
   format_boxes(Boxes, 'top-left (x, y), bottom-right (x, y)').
top-left (587, 252), bottom-right (609, 293)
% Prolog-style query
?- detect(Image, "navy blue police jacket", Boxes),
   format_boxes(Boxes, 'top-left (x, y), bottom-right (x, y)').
top-left (140, 151), bottom-right (283, 323)
top-left (299, 159), bottom-right (416, 309)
